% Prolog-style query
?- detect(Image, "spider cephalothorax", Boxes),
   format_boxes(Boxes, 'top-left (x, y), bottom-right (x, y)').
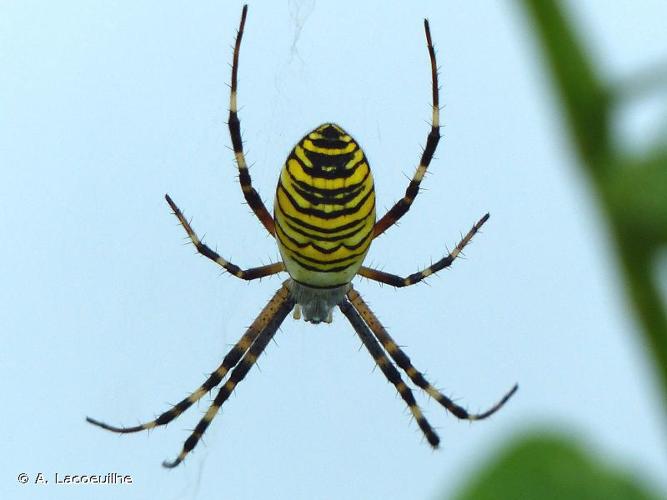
top-left (87, 4), bottom-right (517, 468)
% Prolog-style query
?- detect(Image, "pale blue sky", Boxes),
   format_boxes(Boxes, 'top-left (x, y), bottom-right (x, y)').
top-left (2, 1), bottom-right (667, 499)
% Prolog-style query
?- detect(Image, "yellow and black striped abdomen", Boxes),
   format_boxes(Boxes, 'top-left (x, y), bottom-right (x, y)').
top-left (275, 123), bottom-right (376, 288)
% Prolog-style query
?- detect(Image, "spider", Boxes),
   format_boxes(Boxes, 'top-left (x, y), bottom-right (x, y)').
top-left (87, 5), bottom-right (518, 468)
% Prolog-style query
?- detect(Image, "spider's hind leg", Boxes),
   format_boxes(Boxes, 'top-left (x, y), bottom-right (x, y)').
top-left (346, 287), bottom-right (518, 421)
top-left (339, 297), bottom-right (440, 448)
top-left (87, 284), bottom-right (293, 444)
top-left (163, 284), bottom-right (295, 467)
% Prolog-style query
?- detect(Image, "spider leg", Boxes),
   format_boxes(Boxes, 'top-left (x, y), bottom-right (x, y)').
top-left (165, 194), bottom-right (284, 280)
top-left (86, 283), bottom-right (292, 435)
top-left (228, 5), bottom-right (276, 237)
top-left (163, 284), bottom-right (295, 467)
top-left (373, 19), bottom-right (440, 238)
top-left (359, 213), bottom-right (489, 287)
top-left (346, 287), bottom-right (518, 420)
top-left (339, 296), bottom-right (440, 448)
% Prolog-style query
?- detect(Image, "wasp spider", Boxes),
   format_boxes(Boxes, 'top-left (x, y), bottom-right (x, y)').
top-left (87, 5), bottom-right (518, 468)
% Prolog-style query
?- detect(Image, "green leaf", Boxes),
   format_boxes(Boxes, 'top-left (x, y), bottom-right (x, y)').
top-left (519, 0), bottom-right (610, 172)
top-left (452, 432), bottom-right (662, 500)
top-left (606, 150), bottom-right (667, 246)
top-left (520, 0), bottom-right (667, 416)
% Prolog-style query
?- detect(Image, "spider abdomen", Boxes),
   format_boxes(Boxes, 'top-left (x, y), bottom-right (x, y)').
top-left (275, 123), bottom-right (376, 288)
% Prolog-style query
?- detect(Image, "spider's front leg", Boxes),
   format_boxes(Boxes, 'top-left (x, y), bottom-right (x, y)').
top-left (227, 5), bottom-right (275, 237)
top-left (373, 19), bottom-right (440, 238)
top-left (165, 194), bottom-right (284, 280)
top-left (359, 213), bottom-right (489, 287)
